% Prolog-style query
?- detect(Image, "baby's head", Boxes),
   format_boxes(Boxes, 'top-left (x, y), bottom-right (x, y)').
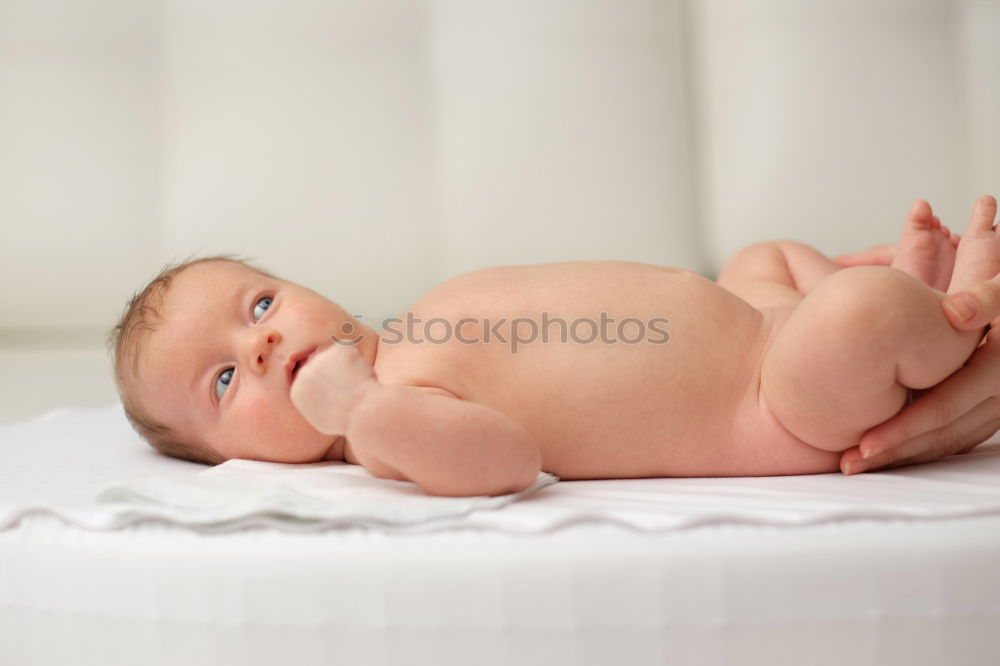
top-left (109, 255), bottom-right (376, 465)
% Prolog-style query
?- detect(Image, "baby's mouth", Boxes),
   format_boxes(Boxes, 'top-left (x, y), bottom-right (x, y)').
top-left (287, 347), bottom-right (318, 384)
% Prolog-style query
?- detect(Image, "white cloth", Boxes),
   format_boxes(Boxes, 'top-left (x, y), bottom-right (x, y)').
top-left (3, 404), bottom-right (1000, 534)
top-left (0, 405), bottom-right (555, 532)
top-left (96, 460), bottom-right (558, 532)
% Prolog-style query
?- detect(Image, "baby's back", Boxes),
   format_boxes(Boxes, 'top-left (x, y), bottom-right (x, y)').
top-left (373, 261), bottom-right (840, 479)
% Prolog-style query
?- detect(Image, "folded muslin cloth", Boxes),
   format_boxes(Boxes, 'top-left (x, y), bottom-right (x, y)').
top-left (3, 405), bottom-right (1000, 534)
top-left (0, 406), bottom-right (557, 532)
top-left (96, 461), bottom-right (559, 532)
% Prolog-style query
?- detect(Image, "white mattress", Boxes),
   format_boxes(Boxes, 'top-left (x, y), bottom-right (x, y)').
top-left (2, 406), bottom-right (1000, 666)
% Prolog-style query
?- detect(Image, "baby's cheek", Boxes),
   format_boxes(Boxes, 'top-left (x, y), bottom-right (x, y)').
top-left (237, 395), bottom-right (286, 438)
top-left (252, 396), bottom-right (322, 459)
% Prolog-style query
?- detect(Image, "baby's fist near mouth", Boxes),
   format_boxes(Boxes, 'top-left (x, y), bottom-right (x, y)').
top-left (290, 342), bottom-right (380, 436)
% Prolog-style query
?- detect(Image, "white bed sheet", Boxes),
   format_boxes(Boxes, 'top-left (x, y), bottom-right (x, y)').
top-left (4, 514), bottom-right (999, 666)
top-left (2, 406), bottom-right (999, 666)
top-left (6, 405), bottom-right (1000, 534)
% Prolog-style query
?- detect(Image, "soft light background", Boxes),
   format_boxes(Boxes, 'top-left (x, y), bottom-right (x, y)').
top-left (1, 0), bottom-right (998, 422)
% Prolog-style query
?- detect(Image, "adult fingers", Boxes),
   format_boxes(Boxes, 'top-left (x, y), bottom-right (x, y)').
top-left (942, 276), bottom-right (1000, 331)
top-left (832, 244), bottom-right (896, 268)
top-left (858, 400), bottom-right (1000, 471)
top-left (853, 400), bottom-right (997, 470)
top-left (841, 398), bottom-right (1000, 474)
top-left (854, 330), bottom-right (1000, 460)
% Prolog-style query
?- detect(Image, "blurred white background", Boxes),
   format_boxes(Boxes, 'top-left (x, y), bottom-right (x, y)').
top-left (1, 0), bottom-right (998, 422)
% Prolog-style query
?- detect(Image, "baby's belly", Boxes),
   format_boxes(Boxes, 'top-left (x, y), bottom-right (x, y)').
top-left (379, 264), bottom-right (843, 478)
top-left (498, 276), bottom-right (842, 477)
top-left (527, 293), bottom-right (845, 478)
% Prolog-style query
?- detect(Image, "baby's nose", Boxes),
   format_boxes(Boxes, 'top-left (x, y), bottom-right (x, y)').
top-left (245, 329), bottom-right (281, 372)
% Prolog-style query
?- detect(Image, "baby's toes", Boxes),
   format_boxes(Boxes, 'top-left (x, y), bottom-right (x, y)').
top-left (964, 195), bottom-right (998, 237)
top-left (906, 199), bottom-right (934, 228)
top-left (934, 232), bottom-right (958, 288)
top-left (894, 200), bottom-right (937, 252)
top-left (948, 195), bottom-right (1000, 294)
top-left (892, 199), bottom-right (954, 289)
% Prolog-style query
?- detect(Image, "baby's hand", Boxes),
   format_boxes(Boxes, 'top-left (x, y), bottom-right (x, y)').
top-left (290, 343), bottom-right (381, 436)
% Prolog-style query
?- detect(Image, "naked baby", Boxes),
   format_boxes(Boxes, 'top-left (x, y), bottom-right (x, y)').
top-left (110, 196), bottom-right (1000, 496)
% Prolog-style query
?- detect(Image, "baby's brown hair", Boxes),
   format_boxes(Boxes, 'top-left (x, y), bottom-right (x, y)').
top-left (108, 253), bottom-right (277, 465)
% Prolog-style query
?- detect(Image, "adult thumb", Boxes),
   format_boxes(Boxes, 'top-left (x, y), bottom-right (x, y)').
top-left (942, 279), bottom-right (1000, 330)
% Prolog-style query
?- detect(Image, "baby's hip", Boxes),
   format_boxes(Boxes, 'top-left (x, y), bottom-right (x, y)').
top-left (723, 307), bottom-right (843, 475)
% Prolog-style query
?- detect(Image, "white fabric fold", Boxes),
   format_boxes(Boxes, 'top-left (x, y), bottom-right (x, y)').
top-left (94, 461), bottom-right (559, 532)
top-left (3, 405), bottom-right (1000, 534)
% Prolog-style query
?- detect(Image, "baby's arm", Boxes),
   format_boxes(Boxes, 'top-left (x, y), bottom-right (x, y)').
top-left (716, 241), bottom-right (842, 310)
top-left (290, 343), bottom-right (541, 497)
top-left (345, 384), bottom-right (543, 497)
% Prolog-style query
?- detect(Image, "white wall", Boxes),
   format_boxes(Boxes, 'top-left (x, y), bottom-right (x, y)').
top-left (0, 0), bottom-right (160, 329)
top-left (690, 0), bottom-right (1000, 273)
top-left (1, 0), bottom-right (998, 420)
top-left (1, 0), bottom-right (699, 336)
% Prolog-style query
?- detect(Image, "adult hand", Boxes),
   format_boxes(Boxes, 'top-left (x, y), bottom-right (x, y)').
top-left (840, 327), bottom-right (1000, 474)
top-left (834, 215), bottom-right (1000, 473)
top-left (941, 277), bottom-right (1000, 332)
top-left (832, 243), bottom-right (897, 268)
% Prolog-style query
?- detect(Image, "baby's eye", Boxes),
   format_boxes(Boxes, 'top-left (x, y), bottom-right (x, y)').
top-left (214, 296), bottom-right (272, 401)
top-left (253, 296), bottom-right (273, 321)
top-left (215, 368), bottom-right (234, 400)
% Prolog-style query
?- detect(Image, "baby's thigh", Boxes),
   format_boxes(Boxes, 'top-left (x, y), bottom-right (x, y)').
top-left (759, 267), bottom-right (916, 451)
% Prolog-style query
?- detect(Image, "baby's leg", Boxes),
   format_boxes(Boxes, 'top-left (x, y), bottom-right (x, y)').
top-left (761, 196), bottom-right (1000, 453)
top-left (716, 240), bottom-right (842, 311)
top-left (760, 265), bottom-right (983, 452)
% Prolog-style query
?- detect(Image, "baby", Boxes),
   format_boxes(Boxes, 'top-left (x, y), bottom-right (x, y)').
top-left (109, 196), bottom-right (999, 496)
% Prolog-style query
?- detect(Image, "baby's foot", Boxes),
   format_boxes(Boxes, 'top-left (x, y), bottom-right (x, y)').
top-left (891, 200), bottom-right (959, 292)
top-left (947, 195), bottom-right (1000, 295)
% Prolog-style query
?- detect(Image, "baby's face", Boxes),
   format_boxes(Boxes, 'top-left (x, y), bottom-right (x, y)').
top-left (137, 260), bottom-right (375, 463)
